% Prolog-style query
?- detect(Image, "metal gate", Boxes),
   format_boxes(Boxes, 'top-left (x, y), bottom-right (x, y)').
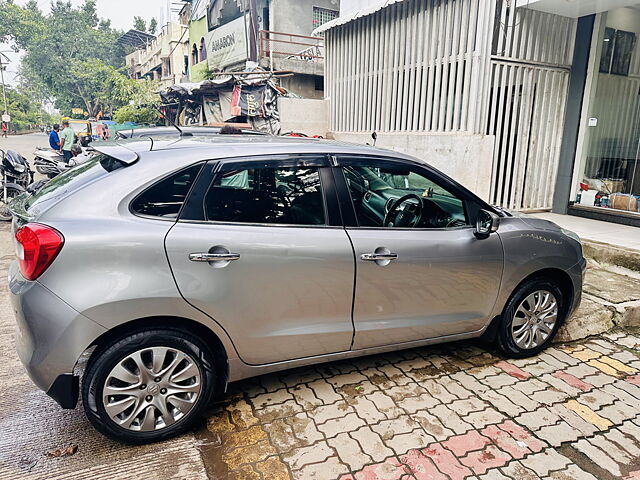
top-left (487, 5), bottom-right (575, 210)
top-left (487, 60), bottom-right (570, 210)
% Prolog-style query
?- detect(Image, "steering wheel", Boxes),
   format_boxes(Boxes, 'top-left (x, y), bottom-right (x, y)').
top-left (384, 194), bottom-right (424, 228)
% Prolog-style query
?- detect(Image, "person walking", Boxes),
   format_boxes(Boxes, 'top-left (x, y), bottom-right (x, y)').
top-left (59, 120), bottom-right (75, 162)
top-left (1, 121), bottom-right (7, 138)
top-left (49, 124), bottom-right (61, 150)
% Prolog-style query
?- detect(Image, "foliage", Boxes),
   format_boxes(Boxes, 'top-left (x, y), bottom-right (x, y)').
top-left (113, 105), bottom-right (158, 124)
top-left (133, 16), bottom-right (146, 32)
top-left (2, 84), bottom-right (54, 130)
top-left (0, 0), bottom-right (152, 119)
top-left (149, 18), bottom-right (158, 35)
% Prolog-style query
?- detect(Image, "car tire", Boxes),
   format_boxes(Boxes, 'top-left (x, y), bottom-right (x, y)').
top-left (82, 328), bottom-right (217, 444)
top-left (496, 278), bottom-right (566, 358)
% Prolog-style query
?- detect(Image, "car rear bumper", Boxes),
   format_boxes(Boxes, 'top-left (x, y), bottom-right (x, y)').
top-left (9, 261), bottom-right (106, 408)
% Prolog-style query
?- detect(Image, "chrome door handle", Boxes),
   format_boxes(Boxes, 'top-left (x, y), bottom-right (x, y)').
top-left (189, 253), bottom-right (241, 262)
top-left (361, 253), bottom-right (398, 261)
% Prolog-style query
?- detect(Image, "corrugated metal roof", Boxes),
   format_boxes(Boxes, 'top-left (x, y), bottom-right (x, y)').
top-left (312, 0), bottom-right (408, 34)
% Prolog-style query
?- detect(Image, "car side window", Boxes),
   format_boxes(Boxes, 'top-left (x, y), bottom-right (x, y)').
top-left (342, 162), bottom-right (468, 229)
top-left (131, 164), bottom-right (203, 218)
top-left (205, 166), bottom-right (326, 226)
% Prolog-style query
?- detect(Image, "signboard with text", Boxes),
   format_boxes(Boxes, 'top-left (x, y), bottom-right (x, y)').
top-left (205, 15), bottom-right (248, 71)
top-left (1, 114), bottom-right (10, 123)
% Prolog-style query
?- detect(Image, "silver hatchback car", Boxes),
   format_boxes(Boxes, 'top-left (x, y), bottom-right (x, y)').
top-left (9, 137), bottom-right (585, 443)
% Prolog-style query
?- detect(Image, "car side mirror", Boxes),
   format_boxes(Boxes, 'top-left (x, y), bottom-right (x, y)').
top-left (475, 209), bottom-right (500, 239)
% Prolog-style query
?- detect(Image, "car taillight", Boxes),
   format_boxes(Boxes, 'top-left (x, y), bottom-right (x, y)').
top-left (15, 224), bottom-right (64, 281)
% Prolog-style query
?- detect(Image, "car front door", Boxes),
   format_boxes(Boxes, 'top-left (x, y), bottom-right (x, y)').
top-left (335, 156), bottom-right (504, 350)
top-left (165, 156), bottom-right (355, 365)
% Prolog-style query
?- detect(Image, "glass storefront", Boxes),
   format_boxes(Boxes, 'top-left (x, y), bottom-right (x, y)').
top-left (575, 7), bottom-right (640, 215)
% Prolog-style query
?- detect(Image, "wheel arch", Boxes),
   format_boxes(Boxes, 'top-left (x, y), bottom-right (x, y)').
top-left (87, 315), bottom-right (229, 393)
top-left (482, 267), bottom-right (574, 342)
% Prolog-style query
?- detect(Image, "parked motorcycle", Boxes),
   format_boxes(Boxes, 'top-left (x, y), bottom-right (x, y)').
top-left (0, 149), bottom-right (34, 221)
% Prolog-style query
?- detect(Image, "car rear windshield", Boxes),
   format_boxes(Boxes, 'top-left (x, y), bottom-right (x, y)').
top-left (26, 154), bottom-right (125, 212)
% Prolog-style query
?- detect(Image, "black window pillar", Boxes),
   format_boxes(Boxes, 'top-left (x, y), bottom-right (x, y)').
top-left (552, 14), bottom-right (596, 214)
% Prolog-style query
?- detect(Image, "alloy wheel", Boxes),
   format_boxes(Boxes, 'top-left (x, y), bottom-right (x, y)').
top-left (102, 346), bottom-right (202, 432)
top-left (511, 289), bottom-right (558, 349)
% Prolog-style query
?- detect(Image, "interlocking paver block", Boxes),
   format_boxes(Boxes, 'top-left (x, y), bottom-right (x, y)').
top-left (351, 426), bottom-right (395, 460)
top-left (255, 456), bottom-right (291, 480)
top-left (598, 356), bottom-right (637, 375)
top-left (548, 404), bottom-right (598, 436)
top-left (449, 397), bottom-right (488, 416)
top-left (497, 420), bottom-right (546, 452)
top-left (460, 444), bottom-right (512, 475)
top-left (442, 430), bottom-right (491, 457)
top-left (293, 456), bottom-right (349, 480)
top-left (307, 379), bottom-right (342, 404)
top-left (372, 416), bottom-right (421, 441)
top-left (565, 400), bottom-right (612, 430)
top-left (285, 413), bottom-right (323, 445)
top-left (519, 449), bottom-right (571, 476)
top-left (282, 440), bottom-right (334, 470)
top-left (422, 443), bottom-right (473, 480)
top-left (588, 359), bottom-right (624, 377)
top-left (462, 408), bottom-right (506, 429)
top-left (499, 461), bottom-right (540, 480)
top-left (494, 361), bottom-right (531, 379)
top-left (310, 400), bottom-right (353, 424)
top-left (318, 412), bottom-right (367, 438)
top-left (387, 429), bottom-right (436, 456)
top-left (574, 439), bottom-right (622, 477)
top-left (598, 400), bottom-right (638, 424)
top-left (328, 432), bottom-right (372, 471)
top-left (349, 456), bottom-right (411, 480)
top-left (605, 429), bottom-right (640, 457)
top-left (401, 449), bottom-right (448, 480)
top-left (515, 407), bottom-right (562, 431)
top-left (589, 435), bottom-right (633, 464)
top-left (412, 409), bottom-right (455, 441)
top-left (431, 404), bottom-right (473, 434)
top-left (496, 386), bottom-right (540, 412)
top-left (569, 348), bottom-right (602, 362)
top-left (552, 371), bottom-right (593, 392)
top-left (536, 421), bottom-right (581, 446)
top-left (627, 374), bottom-right (640, 386)
top-left (290, 384), bottom-right (323, 409)
top-left (548, 464), bottom-right (599, 480)
top-left (481, 425), bottom-right (530, 459)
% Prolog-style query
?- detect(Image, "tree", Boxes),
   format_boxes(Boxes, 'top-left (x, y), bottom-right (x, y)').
top-left (0, 0), bottom-right (134, 118)
top-left (149, 18), bottom-right (158, 35)
top-left (133, 16), bottom-right (147, 32)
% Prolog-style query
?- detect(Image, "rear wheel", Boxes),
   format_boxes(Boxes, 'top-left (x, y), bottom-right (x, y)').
top-left (0, 186), bottom-right (23, 221)
top-left (496, 278), bottom-right (566, 358)
top-left (82, 328), bottom-right (217, 444)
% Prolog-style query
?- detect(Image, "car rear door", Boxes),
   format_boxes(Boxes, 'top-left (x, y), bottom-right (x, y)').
top-left (165, 156), bottom-right (355, 365)
top-left (334, 155), bottom-right (504, 350)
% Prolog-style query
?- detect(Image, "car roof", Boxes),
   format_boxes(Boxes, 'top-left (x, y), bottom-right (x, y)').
top-left (94, 135), bottom-right (415, 164)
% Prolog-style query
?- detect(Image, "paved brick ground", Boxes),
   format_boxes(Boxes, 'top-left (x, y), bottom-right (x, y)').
top-left (200, 330), bottom-right (640, 480)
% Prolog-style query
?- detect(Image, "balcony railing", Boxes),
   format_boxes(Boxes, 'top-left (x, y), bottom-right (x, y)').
top-left (259, 30), bottom-right (324, 62)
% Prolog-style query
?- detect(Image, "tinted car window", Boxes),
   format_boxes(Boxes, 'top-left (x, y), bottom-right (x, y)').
top-left (205, 166), bottom-right (326, 225)
top-left (343, 163), bottom-right (468, 228)
top-left (131, 164), bottom-right (202, 218)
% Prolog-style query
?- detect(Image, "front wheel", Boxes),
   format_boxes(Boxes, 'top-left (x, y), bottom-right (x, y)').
top-left (496, 278), bottom-right (566, 358)
top-left (82, 328), bottom-right (218, 444)
top-left (0, 186), bottom-right (23, 221)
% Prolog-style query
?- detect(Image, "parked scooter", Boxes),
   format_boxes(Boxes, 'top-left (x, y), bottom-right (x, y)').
top-left (0, 149), bottom-right (34, 221)
top-left (33, 147), bottom-right (66, 178)
top-left (33, 144), bottom-right (91, 179)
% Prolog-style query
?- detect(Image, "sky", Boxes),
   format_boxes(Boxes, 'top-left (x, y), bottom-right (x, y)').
top-left (1, 0), bottom-right (172, 85)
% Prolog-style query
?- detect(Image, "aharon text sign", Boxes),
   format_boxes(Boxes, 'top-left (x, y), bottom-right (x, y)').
top-left (205, 15), bottom-right (249, 70)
